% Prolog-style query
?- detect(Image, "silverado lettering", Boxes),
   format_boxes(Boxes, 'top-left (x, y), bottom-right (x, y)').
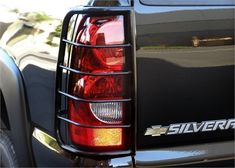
top-left (145, 119), bottom-right (235, 136)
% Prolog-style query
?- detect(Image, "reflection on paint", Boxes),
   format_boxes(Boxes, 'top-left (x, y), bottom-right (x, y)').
top-left (32, 128), bottom-right (62, 154)
top-left (137, 150), bottom-right (205, 162)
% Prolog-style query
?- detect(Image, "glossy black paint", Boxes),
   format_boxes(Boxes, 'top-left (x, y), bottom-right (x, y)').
top-left (0, 49), bottom-right (34, 166)
top-left (0, 0), bottom-right (234, 166)
top-left (135, 0), bottom-right (234, 149)
top-left (140, 0), bottom-right (235, 6)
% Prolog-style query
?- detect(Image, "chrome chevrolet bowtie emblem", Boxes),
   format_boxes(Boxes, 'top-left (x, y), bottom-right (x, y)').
top-left (144, 125), bottom-right (167, 136)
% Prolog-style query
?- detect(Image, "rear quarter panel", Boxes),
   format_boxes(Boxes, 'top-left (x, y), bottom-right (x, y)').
top-left (135, 0), bottom-right (234, 148)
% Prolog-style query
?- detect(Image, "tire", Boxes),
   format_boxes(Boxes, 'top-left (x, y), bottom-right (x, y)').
top-left (0, 130), bottom-right (18, 167)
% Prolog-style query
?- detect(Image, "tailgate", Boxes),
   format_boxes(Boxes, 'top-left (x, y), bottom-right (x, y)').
top-left (135, 1), bottom-right (234, 149)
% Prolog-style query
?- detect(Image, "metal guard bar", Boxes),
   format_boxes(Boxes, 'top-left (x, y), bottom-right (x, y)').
top-left (54, 8), bottom-right (134, 157)
top-left (58, 90), bottom-right (132, 103)
top-left (62, 39), bottom-right (131, 48)
top-left (57, 114), bottom-right (131, 128)
top-left (59, 65), bottom-right (132, 76)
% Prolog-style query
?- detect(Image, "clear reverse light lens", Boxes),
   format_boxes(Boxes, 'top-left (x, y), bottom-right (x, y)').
top-left (89, 102), bottom-right (123, 124)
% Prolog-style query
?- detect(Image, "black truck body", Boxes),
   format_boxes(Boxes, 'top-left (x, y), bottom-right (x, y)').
top-left (0, 0), bottom-right (234, 167)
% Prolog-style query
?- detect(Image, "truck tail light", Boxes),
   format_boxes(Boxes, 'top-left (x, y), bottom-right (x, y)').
top-left (68, 15), bottom-right (130, 151)
top-left (56, 9), bottom-right (135, 155)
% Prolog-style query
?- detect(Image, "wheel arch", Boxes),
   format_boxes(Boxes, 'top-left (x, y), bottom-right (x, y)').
top-left (0, 48), bottom-right (34, 166)
top-left (0, 89), bottom-right (10, 130)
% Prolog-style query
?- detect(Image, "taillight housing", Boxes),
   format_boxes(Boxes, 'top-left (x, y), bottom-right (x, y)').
top-left (55, 9), bottom-right (135, 156)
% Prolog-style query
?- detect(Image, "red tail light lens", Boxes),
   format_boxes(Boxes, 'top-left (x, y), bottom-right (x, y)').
top-left (68, 15), bottom-right (130, 151)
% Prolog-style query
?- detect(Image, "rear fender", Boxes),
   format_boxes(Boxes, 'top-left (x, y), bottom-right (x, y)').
top-left (0, 48), bottom-right (34, 166)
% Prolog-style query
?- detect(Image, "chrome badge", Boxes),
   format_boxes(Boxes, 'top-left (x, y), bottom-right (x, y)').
top-left (145, 118), bottom-right (235, 136)
top-left (145, 125), bottom-right (168, 136)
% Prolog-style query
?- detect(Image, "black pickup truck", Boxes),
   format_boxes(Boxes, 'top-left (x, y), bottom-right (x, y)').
top-left (0, 0), bottom-right (234, 167)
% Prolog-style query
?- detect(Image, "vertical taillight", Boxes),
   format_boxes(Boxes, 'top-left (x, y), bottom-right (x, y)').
top-left (67, 15), bottom-right (131, 151)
